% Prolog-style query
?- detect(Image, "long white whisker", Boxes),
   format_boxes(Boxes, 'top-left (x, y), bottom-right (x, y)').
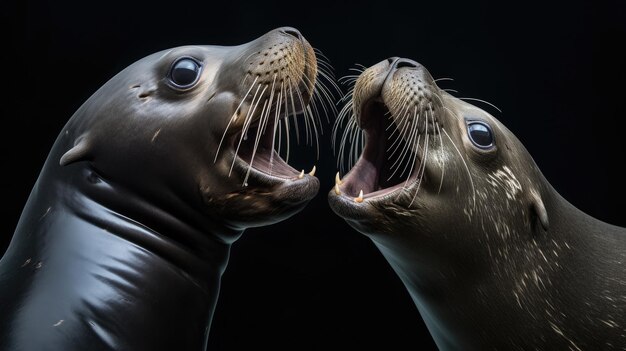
top-left (287, 81), bottom-right (301, 145)
top-left (409, 117), bottom-right (430, 206)
top-left (243, 99), bottom-right (270, 185)
top-left (280, 79), bottom-right (292, 163)
top-left (402, 108), bottom-right (423, 186)
top-left (269, 79), bottom-right (284, 175)
top-left (292, 79), bottom-right (312, 146)
top-left (436, 123), bottom-right (445, 194)
top-left (386, 107), bottom-right (413, 153)
top-left (332, 102), bottom-right (351, 151)
top-left (389, 112), bottom-right (419, 177)
top-left (398, 119), bottom-right (422, 180)
top-left (388, 108), bottom-right (418, 162)
top-left (214, 76), bottom-right (259, 163)
top-left (457, 97), bottom-right (502, 113)
top-left (316, 69), bottom-right (342, 97)
top-left (229, 84), bottom-right (267, 177)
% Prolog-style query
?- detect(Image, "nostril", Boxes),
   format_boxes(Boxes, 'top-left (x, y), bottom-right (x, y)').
top-left (386, 57), bottom-right (399, 65)
top-left (282, 28), bottom-right (301, 39)
top-left (396, 60), bottom-right (418, 69)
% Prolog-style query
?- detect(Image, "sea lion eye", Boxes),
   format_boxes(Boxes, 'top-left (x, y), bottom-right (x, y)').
top-left (467, 121), bottom-right (494, 149)
top-left (168, 57), bottom-right (202, 89)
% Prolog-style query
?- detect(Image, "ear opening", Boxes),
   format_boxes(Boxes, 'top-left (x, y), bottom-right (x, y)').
top-left (60, 134), bottom-right (91, 166)
top-left (529, 190), bottom-right (549, 231)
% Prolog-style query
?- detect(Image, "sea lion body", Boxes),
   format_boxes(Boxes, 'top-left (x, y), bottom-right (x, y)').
top-left (1, 27), bottom-right (321, 350)
top-left (329, 57), bottom-right (626, 350)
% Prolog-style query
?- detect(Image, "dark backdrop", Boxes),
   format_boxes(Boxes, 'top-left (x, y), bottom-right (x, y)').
top-left (2, 0), bottom-right (625, 350)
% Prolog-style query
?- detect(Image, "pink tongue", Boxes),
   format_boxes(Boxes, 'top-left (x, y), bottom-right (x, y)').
top-left (239, 143), bottom-right (297, 178)
top-left (344, 158), bottom-right (378, 197)
top-left (253, 149), bottom-right (297, 177)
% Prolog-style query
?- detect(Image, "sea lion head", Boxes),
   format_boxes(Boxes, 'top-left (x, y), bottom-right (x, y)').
top-left (329, 57), bottom-right (550, 259)
top-left (59, 27), bottom-right (326, 232)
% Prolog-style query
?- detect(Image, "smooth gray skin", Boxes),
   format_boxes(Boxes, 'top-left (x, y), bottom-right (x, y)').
top-left (329, 58), bottom-right (626, 350)
top-left (0, 27), bottom-right (319, 350)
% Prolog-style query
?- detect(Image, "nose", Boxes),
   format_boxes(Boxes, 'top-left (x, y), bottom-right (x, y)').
top-left (279, 27), bottom-right (303, 39)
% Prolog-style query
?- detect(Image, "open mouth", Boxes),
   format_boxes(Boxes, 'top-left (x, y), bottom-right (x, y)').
top-left (235, 114), bottom-right (306, 181)
top-left (336, 97), bottom-right (421, 202)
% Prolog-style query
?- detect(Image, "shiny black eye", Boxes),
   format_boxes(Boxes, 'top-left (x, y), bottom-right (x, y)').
top-left (467, 121), bottom-right (494, 149)
top-left (168, 58), bottom-right (202, 88)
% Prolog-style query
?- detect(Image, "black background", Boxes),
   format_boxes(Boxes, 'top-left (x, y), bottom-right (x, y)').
top-left (2, 0), bottom-right (625, 350)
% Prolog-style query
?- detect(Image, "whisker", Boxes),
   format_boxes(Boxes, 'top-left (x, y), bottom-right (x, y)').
top-left (277, 119), bottom-right (282, 160)
top-left (338, 89), bottom-right (354, 104)
top-left (313, 47), bottom-right (333, 63)
top-left (333, 101), bottom-right (354, 151)
top-left (396, 109), bottom-right (422, 181)
top-left (214, 76), bottom-right (259, 163)
top-left (270, 83), bottom-right (285, 175)
top-left (317, 68), bottom-right (342, 96)
top-left (436, 123), bottom-right (446, 194)
top-left (284, 111), bottom-right (291, 163)
top-left (387, 101), bottom-right (417, 159)
top-left (243, 98), bottom-right (270, 185)
top-left (302, 71), bottom-right (336, 124)
top-left (349, 67), bottom-right (365, 74)
top-left (409, 116), bottom-right (430, 206)
top-left (229, 84), bottom-right (267, 177)
top-left (287, 81), bottom-right (301, 145)
top-left (388, 112), bottom-right (419, 177)
top-left (292, 79), bottom-right (312, 146)
top-left (338, 118), bottom-right (357, 172)
top-left (314, 74), bottom-right (341, 113)
top-left (386, 109), bottom-right (413, 157)
top-left (457, 97), bottom-right (502, 113)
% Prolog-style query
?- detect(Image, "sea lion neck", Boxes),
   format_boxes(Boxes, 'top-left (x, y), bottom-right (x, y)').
top-left (70, 164), bottom-right (242, 279)
top-left (543, 181), bottom-right (626, 252)
top-left (0, 162), bottom-right (234, 350)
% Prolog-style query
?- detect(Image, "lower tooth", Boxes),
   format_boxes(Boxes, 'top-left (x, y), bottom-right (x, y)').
top-left (355, 190), bottom-right (364, 203)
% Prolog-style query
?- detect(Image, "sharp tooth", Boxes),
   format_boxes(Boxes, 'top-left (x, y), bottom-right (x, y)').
top-left (334, 184), bottom-right (341, 195)
top-left (355, 190), bottom-right (364, 203)
top-left (298, 170), bottom-right (304, 179)
top-left (309, 166), bottom-right (316, 177)
top-left (335, 172), bottom-right (343, 185)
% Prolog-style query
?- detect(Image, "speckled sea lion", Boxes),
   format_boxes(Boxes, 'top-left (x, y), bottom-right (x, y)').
top-left (329, 57), bottom-right (625, 350)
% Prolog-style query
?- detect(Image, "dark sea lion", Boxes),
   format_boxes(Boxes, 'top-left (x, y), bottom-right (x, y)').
top-left (0, 27), bottom-right (332, 350)
top-left (329, 57), bottom-right (626, 350)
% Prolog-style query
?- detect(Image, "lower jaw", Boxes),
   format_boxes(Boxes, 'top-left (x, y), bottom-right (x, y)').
top-left (232, 156), bottom-right (299, 188)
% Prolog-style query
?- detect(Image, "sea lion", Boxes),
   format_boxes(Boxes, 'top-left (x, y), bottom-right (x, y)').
top-left (329, 57), bottom-right (626, 350)
top-left (0, 27), bottom-right (331, 350)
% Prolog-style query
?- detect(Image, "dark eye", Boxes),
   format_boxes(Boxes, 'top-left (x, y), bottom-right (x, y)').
top-left (169, 57), bottom-right (202, 88)
top-left (467, 121), bottom-right (494, 149)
